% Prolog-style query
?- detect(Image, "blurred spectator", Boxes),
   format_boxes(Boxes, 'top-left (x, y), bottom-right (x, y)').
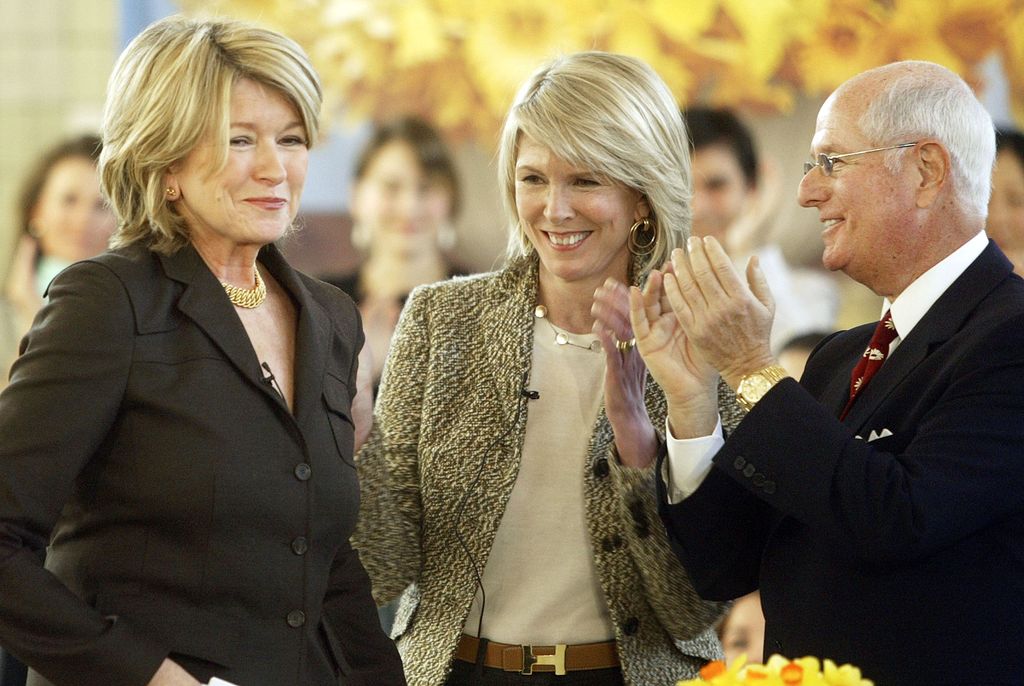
top-left (322, 117), bottom-right (462, 387)
top-left (989, 128), bottom-right (1024, 274)
top-left (1, 134), bottom-right (115, 389)
top-left (717, 592), bottom-right (765, 666)
top-left (777, 331), bottom-right (831, 381)
top-left (684, 107), bottom-right (837, 352)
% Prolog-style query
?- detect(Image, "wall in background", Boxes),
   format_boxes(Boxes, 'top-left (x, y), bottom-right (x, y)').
top-left (0, 0), bottom-right (118, 285)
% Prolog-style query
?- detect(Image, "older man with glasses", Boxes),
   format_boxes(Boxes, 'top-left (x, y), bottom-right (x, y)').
top-left (632, 60), bottom-right (1024, 684)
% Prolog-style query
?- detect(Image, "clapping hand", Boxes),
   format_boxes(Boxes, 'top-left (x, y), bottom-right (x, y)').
top-left (592, 278), bottom-right (657, 469)
top-left (628, 265), bottom-right (718, 439)
top-left (663, 236), bottom-right (776, 389)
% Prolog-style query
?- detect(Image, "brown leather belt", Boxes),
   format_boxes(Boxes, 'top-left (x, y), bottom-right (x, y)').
top-left (455, 633), bottom-right (619, 675)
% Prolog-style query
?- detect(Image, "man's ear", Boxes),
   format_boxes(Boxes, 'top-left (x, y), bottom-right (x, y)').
top-left (915, 141), bottom-right (950, 209)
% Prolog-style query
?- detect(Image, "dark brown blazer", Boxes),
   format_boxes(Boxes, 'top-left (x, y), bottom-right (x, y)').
top-left (0, 243), bottom-right (405, 686)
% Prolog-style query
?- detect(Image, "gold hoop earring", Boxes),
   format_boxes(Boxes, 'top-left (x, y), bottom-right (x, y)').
top-left (627, 217), bottom-right (656, 256)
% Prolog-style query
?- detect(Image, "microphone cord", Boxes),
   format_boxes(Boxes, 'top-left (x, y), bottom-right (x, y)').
top-left (450, 371), bottom-right (534, 671)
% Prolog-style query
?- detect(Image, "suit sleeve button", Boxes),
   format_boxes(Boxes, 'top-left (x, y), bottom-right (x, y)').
top-left (286, 610), bottom-right (306, 628)
top-left (291, 537), bottom-right (308, 555)
top-left (622, 617), bottom-right (640, 635)
top-left (294, 463), bottom-right (312, 481)
top-left (593, 458), bottom-right (610, 478)
top-left (743, 464), bottom-right (756, 478)
top-left (733, 456), bottom-right (747, 470)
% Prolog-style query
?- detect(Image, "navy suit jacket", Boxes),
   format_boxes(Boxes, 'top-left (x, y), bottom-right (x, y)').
top-left (0, 243), bottom-right (405, 686)
top-left (660, 242), bottom-right (1024, 685)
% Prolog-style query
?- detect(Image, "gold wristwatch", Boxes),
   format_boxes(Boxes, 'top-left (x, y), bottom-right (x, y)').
top-left (735, 364), bottom-right (789, 411)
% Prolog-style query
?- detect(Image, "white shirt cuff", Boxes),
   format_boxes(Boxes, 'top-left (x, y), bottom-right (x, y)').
top-left (661, 415), bottom-right (724, 504)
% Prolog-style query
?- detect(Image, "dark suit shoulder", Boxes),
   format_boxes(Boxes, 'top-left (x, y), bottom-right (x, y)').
top-left (296, 271), bottom-right (360, 329)
top-left (83, 243), bottom-right (163, 283)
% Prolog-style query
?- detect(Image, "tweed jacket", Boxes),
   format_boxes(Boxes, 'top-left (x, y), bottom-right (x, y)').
top-left (353, 255), bottom-right (744, 686)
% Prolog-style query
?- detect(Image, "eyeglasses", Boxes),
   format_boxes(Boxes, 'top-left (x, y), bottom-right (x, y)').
top-left (803, 142), bottom-right (918, 177)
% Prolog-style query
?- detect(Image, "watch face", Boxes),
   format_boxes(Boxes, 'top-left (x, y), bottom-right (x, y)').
top-left (744, 376), bottom-right (772, 397)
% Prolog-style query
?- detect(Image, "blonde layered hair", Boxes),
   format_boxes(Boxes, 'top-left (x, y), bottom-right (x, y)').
top-left (498, 52), bottom-right (691, 276)
top-left (101, 15), bottom-right (322, 254)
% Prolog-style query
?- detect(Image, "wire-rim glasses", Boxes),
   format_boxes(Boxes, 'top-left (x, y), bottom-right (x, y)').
top-left (803, 142), bottom-right (918, 176)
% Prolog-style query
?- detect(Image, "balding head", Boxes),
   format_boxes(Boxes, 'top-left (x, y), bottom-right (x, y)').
top-left (799, 61), bottom-right (995, 298)
top-left (835, 61), bottom-right (995, 220)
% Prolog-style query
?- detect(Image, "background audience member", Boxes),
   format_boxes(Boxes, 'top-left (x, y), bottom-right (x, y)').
top-left (684, 107), bottom-right (837, 352)
top-left (989, 127), bottom-right (1024, 274)
top-left (0, 134), bottom-right (115, 389)
top-left (717, 592), bottom-right (765, 666)
top-left (776, 331), bottom-right (830, 380)
top-left (354, 51), bottom-right (743, 686)
top-left (321, 117), bottom-right (462, 387)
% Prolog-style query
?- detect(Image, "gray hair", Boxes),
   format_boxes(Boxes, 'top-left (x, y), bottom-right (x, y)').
top-left (497, 51), bottom-right (691, 276)
top-left (857, 61), bottom-right (995, 219)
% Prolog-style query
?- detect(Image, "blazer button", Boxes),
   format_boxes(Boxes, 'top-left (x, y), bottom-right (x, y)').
top-left (752, 473), bottom-right (765, 487)
top-left (763, 481), bottom-right (776, 494)
top-left (291, 537), bottom-right (308, 555)
top-left (622, 617), bottom-right (640, 636)
top-left (743, 464), bottom-right (756, 478)
top-left (286, 610), bottom-right (306, 628)
top-left (733, 456), bottom-right (746, 470)
top-left (592, 458), bottom-right (610, 478)
top-left (294, 463), bottom-right (312, 481)
top-left (602, 534), bottom-right (623, 552)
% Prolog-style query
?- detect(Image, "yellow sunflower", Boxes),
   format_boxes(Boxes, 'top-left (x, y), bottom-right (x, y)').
top-left (460, 0), bottom-right (594, 115)
top-left (792, 0), bottom-right (887, 95)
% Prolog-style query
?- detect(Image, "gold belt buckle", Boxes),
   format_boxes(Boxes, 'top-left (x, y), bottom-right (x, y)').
top-left (521, 644), bottom-right (567, 675)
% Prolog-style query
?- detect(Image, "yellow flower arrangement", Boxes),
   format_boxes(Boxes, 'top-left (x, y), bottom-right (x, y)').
top-left (177, 0), bottom-right (1024, 142)
top-left (678, 655), bottom-right (873, 686)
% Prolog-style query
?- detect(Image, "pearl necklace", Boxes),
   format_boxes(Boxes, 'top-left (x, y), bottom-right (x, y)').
top-left (222, 268), bottom-right (267, 309)
top-left (533, 305), bottom-right (600, 352)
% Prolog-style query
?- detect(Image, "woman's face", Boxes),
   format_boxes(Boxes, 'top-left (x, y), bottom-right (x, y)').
top-left (514, 135), bottom-right (647, 289)
top-left (351, 139), bottom-right (454, 256)
top-left (988, 149), bottom-right (1024, 254)
top-left (166, 78), bottom-right (308, 253)
top-left (30, 156), bottom-right (115, 262)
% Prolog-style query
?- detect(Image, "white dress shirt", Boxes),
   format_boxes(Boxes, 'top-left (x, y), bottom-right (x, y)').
top-left (662, 230), bottom-right (990, 503)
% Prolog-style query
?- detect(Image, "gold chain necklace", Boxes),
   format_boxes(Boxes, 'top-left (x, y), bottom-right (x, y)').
top-left (222, 268), bottom-right (267, 309)
top-left (533, 305), bottom-right (600, 352)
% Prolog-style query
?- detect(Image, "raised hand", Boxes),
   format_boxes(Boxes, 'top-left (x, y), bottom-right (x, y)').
top-left (628, 267), bottom-right (718, 438)
top-left (592, 277), bottom-right (657, 469)
top-left (665, 236), bottom-right (776, 388)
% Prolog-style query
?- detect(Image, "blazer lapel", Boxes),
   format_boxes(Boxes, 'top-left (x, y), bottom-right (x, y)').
top-left (480, 257), bottom-right (538, 452)
top-left (843, 241), bottom-right (1013, 429)
top-left (259, 244), bottom-right (331, 426)
top-left (159, 245), bottom-right (269, 397)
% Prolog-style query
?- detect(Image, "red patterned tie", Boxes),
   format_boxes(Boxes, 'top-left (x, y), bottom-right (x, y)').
top-left (840, 310), bottom-right (898, 420)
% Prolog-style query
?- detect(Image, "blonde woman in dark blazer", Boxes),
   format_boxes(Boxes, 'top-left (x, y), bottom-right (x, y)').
top-left (354, 52), bottom-right (744, 686)
top-left (0, 16), bottom-right (404, 686)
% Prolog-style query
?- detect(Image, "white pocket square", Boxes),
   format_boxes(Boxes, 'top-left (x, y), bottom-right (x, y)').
top-left (867, 428), bottom-right (893, 442)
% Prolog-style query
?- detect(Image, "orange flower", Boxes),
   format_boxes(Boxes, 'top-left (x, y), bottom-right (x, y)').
top-left (701, 660), bottom-right (729, 679)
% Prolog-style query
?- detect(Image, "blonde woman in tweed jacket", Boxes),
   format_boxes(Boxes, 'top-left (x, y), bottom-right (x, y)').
top-left (354, 52), bottom-right (744, 686)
